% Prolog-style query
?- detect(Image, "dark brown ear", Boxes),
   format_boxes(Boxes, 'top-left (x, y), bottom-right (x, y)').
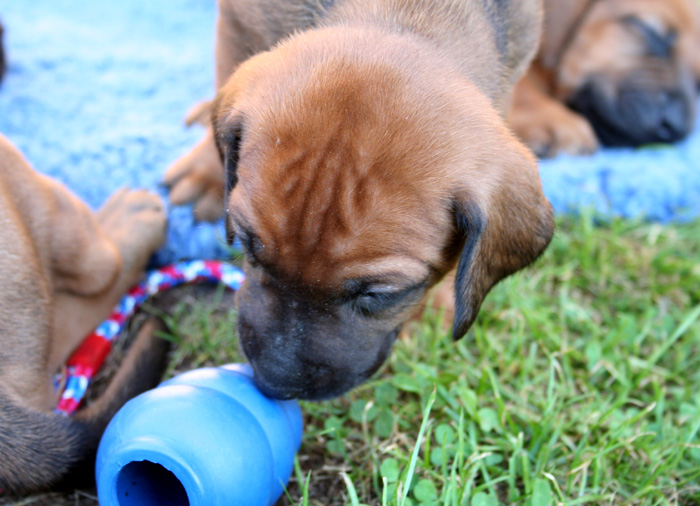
top-left (212, 110), bottom-right (244, 194)
top-left (211, 50), bottom-right (279, 244)
top-left (211, 49), bottom-right (276, 194)
top-left (452, 142), bottom-right (554, 340)
top-left (211, 83), bottom-right (243, 245)
top-left (212, 51), bottom-right (276, 244)
top-left (218, 117), bottom-right (243, 245)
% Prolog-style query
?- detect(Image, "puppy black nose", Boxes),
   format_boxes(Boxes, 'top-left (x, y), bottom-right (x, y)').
top-left (655, 91), bottom-right (691, 143)
top-left (571, 81), bottom-right (696, 148)
top-left (617, 88), bottom-right (692, 145)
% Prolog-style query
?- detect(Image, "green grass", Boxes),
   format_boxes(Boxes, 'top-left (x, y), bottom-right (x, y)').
top-left (162, 213), bottom-right (700, 506)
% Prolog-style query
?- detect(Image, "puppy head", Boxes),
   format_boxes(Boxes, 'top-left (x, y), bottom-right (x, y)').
top-left (213, 28), bottom-right (553, 400)
top-left (554, 0), bottom-right (700, 147)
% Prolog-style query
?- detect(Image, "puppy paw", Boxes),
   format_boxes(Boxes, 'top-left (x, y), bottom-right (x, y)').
top-left (162, 131), bottom-right (225, 222)
top-left (97, 188), bottom-right (167, 279)
top-left (511, 102), bottom-right (600, 158)
top-left (184, 100), bottom-right (213, 127)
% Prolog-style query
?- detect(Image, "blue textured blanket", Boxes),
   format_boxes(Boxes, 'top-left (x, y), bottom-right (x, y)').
top-left (1, 0), bottom-right (698, 264)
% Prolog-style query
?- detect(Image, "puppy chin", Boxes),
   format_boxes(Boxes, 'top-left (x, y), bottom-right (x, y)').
top-left (567, 79), bottom-right (695, 147)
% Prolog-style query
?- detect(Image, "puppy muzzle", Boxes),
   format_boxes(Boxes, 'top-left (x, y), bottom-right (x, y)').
top-left (568, 79), bottom-right (696, 147)
top-left (239, 314), bottom-right (400, 401)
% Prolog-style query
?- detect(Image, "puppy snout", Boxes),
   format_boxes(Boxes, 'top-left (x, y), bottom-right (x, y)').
top-left (568, 81), bottom-right (695, 147)
top-left (237, 311), bottom-right (341, 400)
top-left (655, 91), bottom-right (692, 143)
top-left (617, 88), bottom-right (692, 144)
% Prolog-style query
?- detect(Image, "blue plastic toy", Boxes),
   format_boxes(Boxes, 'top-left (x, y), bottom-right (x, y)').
top-left (95, 363), bottom-right (303, 506)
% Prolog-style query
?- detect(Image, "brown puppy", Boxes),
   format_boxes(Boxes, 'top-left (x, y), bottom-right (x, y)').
top-left (166, 0), bottom-right (554, 400)
top-left (0, 134), bottom-right (169, 494)
top-left (511, 0), bottom-right (700, 158)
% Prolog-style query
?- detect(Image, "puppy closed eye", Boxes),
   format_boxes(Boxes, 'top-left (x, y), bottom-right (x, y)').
top-left (349, 281), bottom-right (426, 317)
top-left (621, 15), bottom-right (679, 59)
top-left (229, 219), bottom-right (268, 269)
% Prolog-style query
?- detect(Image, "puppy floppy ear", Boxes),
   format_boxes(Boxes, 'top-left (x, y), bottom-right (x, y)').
top-left (211, 49), bottom-right (277, 189)
top-left (452, 140), bottom-right (554, 340)
top-left (213, 114), bottom-right (243, 245)
top-left (211, 52), bottom-right (274, 244)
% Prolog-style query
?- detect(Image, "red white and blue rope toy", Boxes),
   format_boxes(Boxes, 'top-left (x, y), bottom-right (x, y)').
top-left (54, 260), bottom-right (245, 415)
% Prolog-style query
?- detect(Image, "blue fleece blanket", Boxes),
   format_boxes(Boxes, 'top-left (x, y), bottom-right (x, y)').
top-left (0, 0), bottom-right (698, 264)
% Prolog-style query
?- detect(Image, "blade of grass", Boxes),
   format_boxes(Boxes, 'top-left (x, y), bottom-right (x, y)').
top-left (398, 388), bottom-right (436, 506)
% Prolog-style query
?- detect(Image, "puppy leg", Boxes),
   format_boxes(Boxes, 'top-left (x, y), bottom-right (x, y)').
top-left (0, 194), bottom-right (54, 412)
top-left (510, 67), bottom-right (599, 158)
top-left (0, 136), bottom-right (127, 411)
top-left (0, 136), bottom-right (168, 492)
top-left (164, 0), bottom-right (326, 220)
top-left (163, 2), bottom-right (256, 222)
top-left (49, 188), bottom-right (166, 376)
top-left (184, 100), bottom-right (213, 128)
top-left (39, 176), bottom-right (124, 297)
top-left (162, 130), bottom-right (225, 221)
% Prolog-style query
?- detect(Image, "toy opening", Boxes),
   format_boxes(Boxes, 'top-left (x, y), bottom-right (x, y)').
top-left (116, 461), bottom-right (190, 506)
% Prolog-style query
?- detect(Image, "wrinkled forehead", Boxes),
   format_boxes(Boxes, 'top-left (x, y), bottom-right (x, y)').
top-left (221, 35), bottom-right (481, 286)
top-left (228, 136), bottom-right (453, 286)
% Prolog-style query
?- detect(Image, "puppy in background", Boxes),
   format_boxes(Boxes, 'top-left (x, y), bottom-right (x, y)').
top-left (510, 0), bottom-right (700, 157)
top-left (0, 134), bottom-right (169, 494)
top-left (164, 0), bottom-right (554, 401)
